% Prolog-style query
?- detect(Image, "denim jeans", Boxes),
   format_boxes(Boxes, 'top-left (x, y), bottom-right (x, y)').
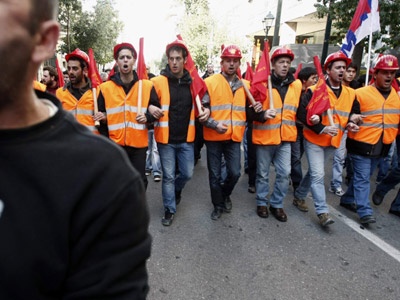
top-left (341, 154), bottom-right (379, 218)
top-left (296, 140), bottom-right (334, 215)
top-left (376, 135), bottom-right (400, 212)
top-left (290, 124), bottom-right (305, 187)
top-left (330, 131), bottom-right (347, 190)
top-left (158, 142), bottom-right (194, 213)
top-left (145, 129), bottom-right (161, 176)
top-left (376, 141), bottom-right (396, 182)
top-left (205, 141), bottom-right (241, 209)
top-left (256, 142), bottom-right (291, 208)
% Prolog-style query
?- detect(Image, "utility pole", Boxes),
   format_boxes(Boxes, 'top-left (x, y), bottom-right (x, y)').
top-left (321, 0), bottom-right (334, 64)
top-left (272, 0), bottom-right (282, 47)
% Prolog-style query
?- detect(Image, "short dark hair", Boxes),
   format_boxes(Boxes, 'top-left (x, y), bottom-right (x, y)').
top-left (298, 67), bottom-right (317, 82)
top-left (347, 62), bottom-right (358, 71)
top-left (43, 66), bottom-right (58, 81)
top-left (167, 46), bottom-right (188, 59)
top-left (67, 57), bottom-right (88, 70)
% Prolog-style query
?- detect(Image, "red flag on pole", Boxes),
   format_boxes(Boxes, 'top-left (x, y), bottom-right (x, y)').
top-left (244, 62), bottom-right (254, 81)
top-left (55, 57), bottom-right (65, 87)
top-left (88, 48), bottom-right (102, 88)
top-left (294, 63), bottom-right (302, 79)
top-left (137, 37), bottom-right (148, 80)
top-left (250, 41), bottom-right (271, 102)
top-left (176, 34), bottom-right (206, 115)
top-left (305, 56), bottom-right (331, 126)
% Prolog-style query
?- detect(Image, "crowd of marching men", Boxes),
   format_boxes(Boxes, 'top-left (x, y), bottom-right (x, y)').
top-left (33, 38), bottom-right (400, 228)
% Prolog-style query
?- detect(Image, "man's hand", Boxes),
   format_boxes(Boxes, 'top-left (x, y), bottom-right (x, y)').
top-left (215, 122), bottom-right (228, 134)
top-left (251, 102), bottom-right (263, 113)
top-left (346, 122), bottom-right (360, 133)
top-left (198, 107), bottom-right (210, 122)
top-left (93, 112), bottom-right (106, 122)
top-left (309, 114), bottom-right (320, 125)
top-left (148, 105), bottom-right (164, 119)
top-left (350, 114), bottom-right (365, 125)
top-left (136, 113), bottom-right (147, 124)
top-left (264, 108), bottom-right (277, 119)
top-left (323, 125), bottom-right (338, 136)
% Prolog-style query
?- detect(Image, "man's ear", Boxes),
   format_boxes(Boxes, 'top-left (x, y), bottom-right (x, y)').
top-left (31, 20), bottom-right (60, 64)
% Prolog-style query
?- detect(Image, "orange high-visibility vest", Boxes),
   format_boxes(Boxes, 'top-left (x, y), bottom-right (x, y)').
top-left (303, 85), bottom-right (355, 148)
top-left (203, 74), bottom-right (247, 142)
top-left (33, 80), bottom-right (46, 92)
top-left (99, 80), bottom-right (152, 148)
top-left (348, 85), bottom-right (400, 145)
top-left (151, 76), bottom-right (195, 144)
top-left (252, 79), bottom-right (302, 145)
top-left (56, 87), bottom-right (100, 134)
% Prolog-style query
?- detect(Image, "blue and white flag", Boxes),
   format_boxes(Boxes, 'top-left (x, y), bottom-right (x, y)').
top-left (341, 0), bottom-right (380, 58)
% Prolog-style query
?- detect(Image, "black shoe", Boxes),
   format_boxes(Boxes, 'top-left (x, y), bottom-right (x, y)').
top-left (175, 190), bottom-right (182, 205)
top-left (161, 210), bottom-right (174, 226)
top-left (372, 191), bottom-right (384, 206)
top-left (223, 196), bottom-right (232, 213)
top-left (360, 215), bottom-right (376, 225)
top-left (211, 207), bottom-right (223, 220)
top-left (389, 210), bottom-right (400, 217)
top-left (248, 185), bottom-right (256, 193)
top-left (339, 202), bottom-right (357, 213)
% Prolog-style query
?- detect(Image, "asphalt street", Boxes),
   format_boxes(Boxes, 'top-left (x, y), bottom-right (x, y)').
top-left (145, 148), bottom-right (400, 300)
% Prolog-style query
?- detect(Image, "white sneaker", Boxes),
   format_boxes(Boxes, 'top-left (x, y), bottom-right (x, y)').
top-left (329, 187), bottom-right (345, 197)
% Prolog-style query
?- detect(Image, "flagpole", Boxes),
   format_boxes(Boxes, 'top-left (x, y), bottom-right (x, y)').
top-left (365, 20), bottom-right (374, 86)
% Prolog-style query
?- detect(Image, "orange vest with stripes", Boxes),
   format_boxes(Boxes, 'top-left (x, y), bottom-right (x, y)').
top-left (56, 87), bottom-right (99, 134)
top-left (99, 80), bottom-right (152, 148)
top-left (303, 84), bottom-right (355, 148)
top-left (150, 76), bottom-right (195, 144)
top-left (203, 74), bottom-right (247, 142)
top-left (252, 79), bottom-right (302, 145)
top-left (348, 85), bottom-right (400, 145)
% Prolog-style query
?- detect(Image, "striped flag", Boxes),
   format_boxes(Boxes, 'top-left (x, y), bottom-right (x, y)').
top-left (341, 0), bottom-right (380, 58)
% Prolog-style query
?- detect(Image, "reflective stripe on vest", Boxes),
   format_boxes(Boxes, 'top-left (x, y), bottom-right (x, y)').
top-left (253, 79), bottom-right (302, 145)
top-left (151, 76), bottom-right (195, 144)
top-left (303, 84), bottom-right (355, 148)
top-left (348, 86), bottom-right (400, 145)
top-left (56, 87), bottom-right (99, 134)
top-left (203, 74), bottom-right (247, 142)
top-left (100, 79), bottom-right (152, 147)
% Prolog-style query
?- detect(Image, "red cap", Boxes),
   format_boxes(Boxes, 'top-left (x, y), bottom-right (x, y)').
top-left (270, 47), bottom-right (294, 62)
top-left (220, 45), bottom-right (242, 59)
top-left (113, 43), bottom-right (137, 60)
top-left (324, 51), bottom-right (351, 70)
top-left (165, 39), bottom-right (189, 56)
top-left (65, 48), bottom-right (89, 66)
top-left (374, 54), bottom-right (399, 71)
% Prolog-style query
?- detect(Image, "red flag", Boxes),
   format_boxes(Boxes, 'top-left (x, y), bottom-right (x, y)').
top-left (107, 63), bottom-right (117, 81)
top-left (294, 63), bottom-right (302, 79)
top-left (244, 62), bottom-right (254, 81)
top-left (176, 34), bottom-right (207, 115)
top-left (137, 37), bottom-right (148, 80)
top-left (306, 56), bottom-right (331, 126)
top-left (88, 48), bottom-right (102, 88)
top-left (55, 57), bottom-right (65, 87)
top-left (250, 41), bottom-right (271, 102)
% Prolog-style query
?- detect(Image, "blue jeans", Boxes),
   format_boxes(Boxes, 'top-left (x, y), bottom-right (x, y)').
top-left (376, 136), bottom-right (400, 212)
top-left (330, 131), bottom-right (347, 190)
top-left (296, 140), bottom-right (334, 215)
top-left (145, 129), bottom-right (161, 176)
top-left (205, 141), bottom-right (241, 209)
top-left (158, 142), bottom-right (194, 213)
top-left (376, 141), bottom-right (396, 182)
top-left (256, 142), bottom-right (291, 208)
top-left (341, 154), bottom-right (379, 218)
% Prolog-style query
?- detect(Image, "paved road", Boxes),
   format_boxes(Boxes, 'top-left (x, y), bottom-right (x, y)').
top-left (145, 148), bottom-right (400, 300)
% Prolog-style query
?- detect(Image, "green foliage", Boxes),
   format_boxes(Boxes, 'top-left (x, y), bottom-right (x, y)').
top-left (58, 0), bottom-right (123, 65)
top-left (315, 0), bottom-right (400, 52)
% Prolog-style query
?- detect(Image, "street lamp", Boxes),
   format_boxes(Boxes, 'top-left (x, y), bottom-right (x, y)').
top-left (262, 11), bottom-right (275, 40)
